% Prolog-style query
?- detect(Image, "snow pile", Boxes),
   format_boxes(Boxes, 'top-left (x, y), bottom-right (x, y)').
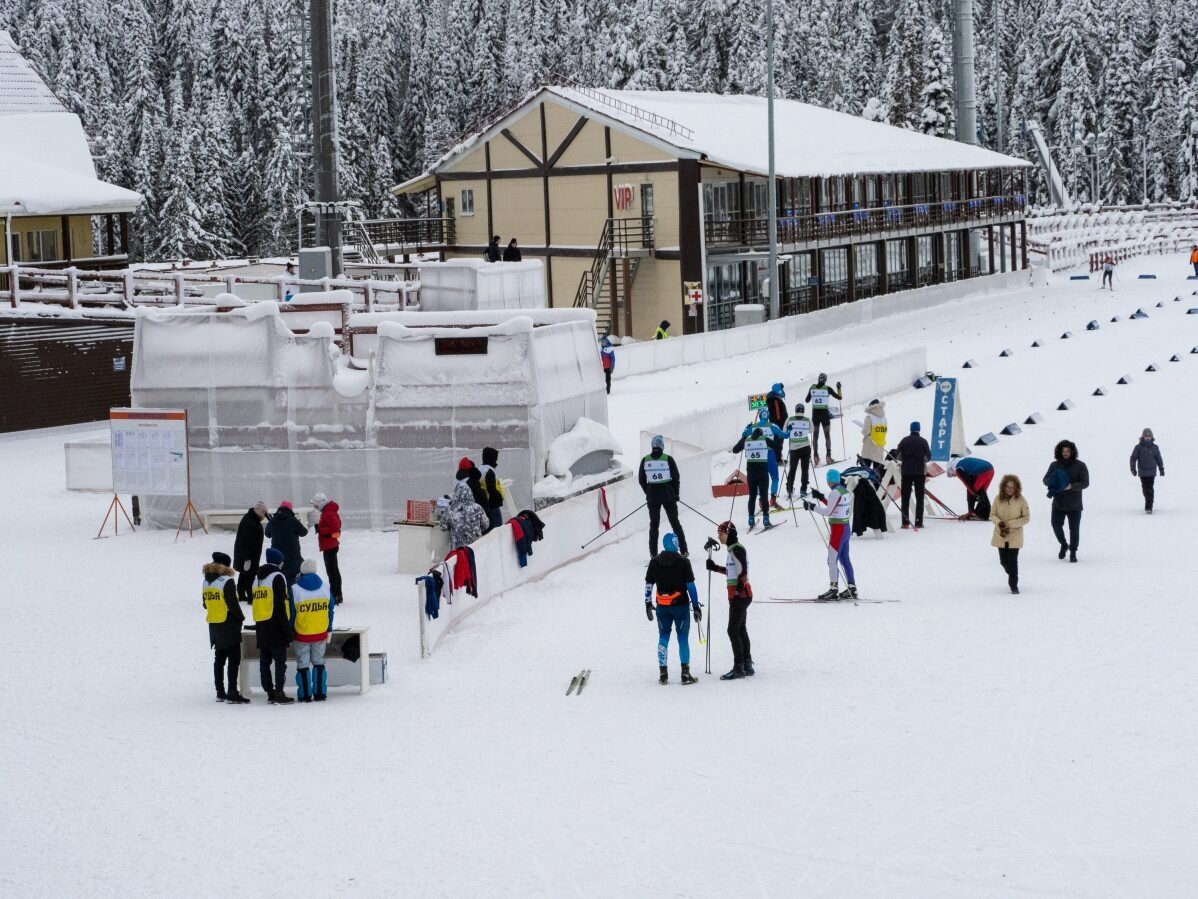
top-left (544, 416), bottom-right (622, 478)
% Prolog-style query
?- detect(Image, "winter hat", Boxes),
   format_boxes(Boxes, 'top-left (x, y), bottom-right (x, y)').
top-left (910, 421), bottom-right (921, 432)
top-left (651, 434), bottom-right (665, 450)
top-left (817, 372), bottom-right (827, 383)
top-left (311, 492), bottom-right (328, 508)
top-left (280, 500), bottom-right (293, 510)
top-left (265, 548), bottom-right (284, 565)
top-left (300, 559), bottom-right (318, 576)
top-left (457, 457), bottom-right (473, 472)
top-left (1142, 428), bottom-right (1154, 439)
top-left (826, 468), bottom-right (841, 485)
top-left (253, 500), bottom-right (267, 515)
top-left (482, 446), bottom-right (499, 466)
top-left (663, 533), bottom-right (679, 553)
top-left (946, 459), bottom-right (959, 476)
top-left (717, 520), bottom-right (737, 539)
top-left (212, 551), bottom-right (232, 567)
top-left (794, 402), bottom-right (805, 414)
top-left (771, 382), bottom-right (785, 397)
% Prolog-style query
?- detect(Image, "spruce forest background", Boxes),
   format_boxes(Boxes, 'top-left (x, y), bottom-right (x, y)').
top-left (2, 0), bottom-right (1190, 261)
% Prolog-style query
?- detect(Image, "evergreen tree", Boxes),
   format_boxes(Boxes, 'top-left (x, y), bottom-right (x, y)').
top-left (919, 25), bottom-right (953, 137)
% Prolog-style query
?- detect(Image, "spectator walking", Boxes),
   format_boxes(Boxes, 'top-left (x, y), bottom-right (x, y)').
top-left (654, 320), bottom-right (670, 340)
top-left (265, 501), bottom-right (308, 584)
top-left (503, 238), bottom-right (522, 261)
top-left (253, 548), bottom-right (295, 703)
top-left (639, 434), bottom-right (688, 558)
top-left (440, 480), bottom-right (489, 549)
top-left (990, 475), bottom-right (1030, 594)
top-left (1101, 255), bottom-right (1115, 289)
top-left (484, 235), bottom-right (502, 262)
top-left (599, 335), bottom-right (615, 394)
top-left (233, 501), bottom-right (268, 603)
top-left (310, 493), bottom-right (343, 605)
top-left (896, 421), bottom-right (931, 529)
top-left (1129, 428), bottom-right (1165, 513)
top-left (948, 456), bottom-right (994, 521)
top-left (479, 447), bottom-right (506, 531)
top-left (203, 551), bottom-right (248, 704)
top-left (289, 559), bottom-right (333, 702)
top-left (1043, 439), bottom-right (1089, 562)
top-left (1190, 245), bottom-right (1198, 278)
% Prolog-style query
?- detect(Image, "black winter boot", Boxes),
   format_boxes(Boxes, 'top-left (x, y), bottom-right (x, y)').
top-left (680, 664), bottom-right (698, 685)
top-left (268, 690), bottom-right (295, 705)
top-left (743, 659), bottom-right (755, 676)
top-left (1058, 544), bottom-right (1068, 560)
top-left (720, 666), bottom-right (745, 680)
top-left (658, 665), bottom-right (669, 685)
top-left (313, 665), bottom-right (327, 701)
top-left (225, 691), bottom-right (250, 704)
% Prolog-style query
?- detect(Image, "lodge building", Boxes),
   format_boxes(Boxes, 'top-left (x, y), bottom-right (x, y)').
top-left (400, 86), bottom-right (1033, 340)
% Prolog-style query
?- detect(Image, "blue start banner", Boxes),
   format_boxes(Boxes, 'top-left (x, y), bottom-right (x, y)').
top-left (931, 377), bottom-right (958, 462)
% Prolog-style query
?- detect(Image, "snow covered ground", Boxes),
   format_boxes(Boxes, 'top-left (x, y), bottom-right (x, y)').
top-left (3, 255), bottom-right (1197, 897)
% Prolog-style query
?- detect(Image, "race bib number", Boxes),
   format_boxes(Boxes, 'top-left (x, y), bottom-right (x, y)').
top-left (811, 387), bottom-right (829, 407)
top-left (787, 420), bottom-right (811, 443)
top-left (643, 458), bottom-right (672, 482)
top-left (745, 439), bottom-right (768, 462)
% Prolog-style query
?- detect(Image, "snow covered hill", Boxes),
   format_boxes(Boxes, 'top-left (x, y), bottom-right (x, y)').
top-left (3, 257), bottom-right (1196, 897)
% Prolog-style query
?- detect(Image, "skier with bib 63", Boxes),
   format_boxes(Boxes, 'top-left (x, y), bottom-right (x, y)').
top-left (644, 533), bottom-right (701, 685)
top-left (804, 469), bottom-right (858, 600)
top-left (705, 521), bottom-right (755, 680)
top-left (639, 435), bottom-right (688, 559)
top-left (784, 402), bottom-right (813, 500)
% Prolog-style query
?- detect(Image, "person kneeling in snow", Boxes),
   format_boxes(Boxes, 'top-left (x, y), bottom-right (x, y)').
top-left (805, 469), bottom-right (857, 601)
top-left (289, 559), bottom-right (333, 702)
top-left (203, 551), bottom-right (248, 704)
top-left (644, 533), bottom-right (701, 686)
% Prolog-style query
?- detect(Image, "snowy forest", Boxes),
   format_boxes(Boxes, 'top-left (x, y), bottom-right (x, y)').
top-left (3, 0), bottom-right (1195, 261)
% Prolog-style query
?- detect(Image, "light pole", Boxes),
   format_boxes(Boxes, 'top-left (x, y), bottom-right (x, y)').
top-left (766, 0), bottom-right (779, 321)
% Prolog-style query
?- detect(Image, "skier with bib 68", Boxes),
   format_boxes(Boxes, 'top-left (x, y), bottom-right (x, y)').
top-left (639, 435), bottom-right (688, 559)
top-left (805, 469), bottom-right (858, 600)
top-left (705, 521), bottom-right (754, 679)
top-left (644, 533), bottom-right (701, 685)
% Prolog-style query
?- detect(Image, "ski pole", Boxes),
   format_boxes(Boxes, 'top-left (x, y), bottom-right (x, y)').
top-left (578, 501), bottom-right (647, 549)
top-left (704, 539), bottom-right (718, 674)
top-left (726, 448), bottom-right (745, 523)
top-left (678, 498), bottom-right (721, 527)
top-left (838, 399), bottom-right (848, 464)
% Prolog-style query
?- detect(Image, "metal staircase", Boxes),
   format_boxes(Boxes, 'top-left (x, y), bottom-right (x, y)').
top-left (573, 217), bottom-right (655, 336)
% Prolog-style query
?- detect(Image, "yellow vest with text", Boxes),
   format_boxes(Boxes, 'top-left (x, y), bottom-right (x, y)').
top-left (290, 581), bottom-right (332, 639)
top-left (203, 576), bottom-right (231, 624)
top-left (252, 570), bottom-right (286, 623)
top-left (869, 416), bottom-right (888, 448)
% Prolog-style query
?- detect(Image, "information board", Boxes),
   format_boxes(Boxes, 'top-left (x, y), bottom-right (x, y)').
top-left (110, 408), bottom-right (189, 496)
top-left (747, 393), bottom-right (768, 410)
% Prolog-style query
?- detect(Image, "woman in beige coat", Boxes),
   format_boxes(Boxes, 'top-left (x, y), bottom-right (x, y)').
top-left (990, 474), bottom-right (1030, 594)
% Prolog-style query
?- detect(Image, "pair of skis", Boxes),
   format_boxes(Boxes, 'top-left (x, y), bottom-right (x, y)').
top-left (763, 595), bottom-right (899, 606)
top-left (746, 519), bottom-right (787, 534)
top-left (565, 668), bottom-right (591, 696)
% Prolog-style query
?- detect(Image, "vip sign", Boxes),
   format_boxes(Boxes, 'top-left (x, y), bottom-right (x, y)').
top-left (613, 184), bottom-right (635, 212)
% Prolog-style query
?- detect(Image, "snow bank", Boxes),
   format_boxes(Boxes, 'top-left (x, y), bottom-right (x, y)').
top-left (545, 417), bottom-right (622, 477)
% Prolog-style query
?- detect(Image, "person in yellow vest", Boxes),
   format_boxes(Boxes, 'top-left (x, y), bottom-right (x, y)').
top-left (289, 558), bottom-right (334, 702)
top-left (203, 551), bottom-right (248, 703)
top-left (653, 320), bottom-right (670, 340)
top-left (859, 398), bottom-right (888, 475)
top-left (253, 548), bottom-right (295, 704)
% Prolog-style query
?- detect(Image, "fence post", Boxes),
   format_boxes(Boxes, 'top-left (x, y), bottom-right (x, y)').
top-left (174, 273), bottom-right (184, 306)
top-left (225, 275), bottom-right (236, 296)
top-left (66, 266), bottom-right (78, 308)
top-left (7, 264), bottom-right (19, 307)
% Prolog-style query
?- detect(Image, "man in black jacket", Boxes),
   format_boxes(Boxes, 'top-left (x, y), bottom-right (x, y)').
top-left (203, 551), bottom-right (248, 703)
top-left (895, 422), bottom-right (931, 528)
top-left (1043, 439), bottom-right (1089, 562)
top-left (638, 434), bottom-right (688, 558)
top-left (479, 447), bottom-right (506, 531)
top-left (252, 547), bottom-right (295, 704)
top-left (644, 533), bottom-right (701, 685)
top-left (233, 501), bottom-right (268, 603)
top-left (265, 501), bottom-right (308, 584)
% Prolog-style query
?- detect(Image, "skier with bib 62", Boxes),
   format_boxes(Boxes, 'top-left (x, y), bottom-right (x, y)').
top-left (805, 374), bottom-right (843, 465)
top-left (644, 533), bottom-right (701, 685)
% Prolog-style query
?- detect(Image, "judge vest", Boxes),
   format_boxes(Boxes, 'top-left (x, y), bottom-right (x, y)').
top-left (252, 571), bottom-right (286, 622)
top-left (291, 581), bottom-right (332, 640)
top-left (203, 576), bottom-right (231, 623)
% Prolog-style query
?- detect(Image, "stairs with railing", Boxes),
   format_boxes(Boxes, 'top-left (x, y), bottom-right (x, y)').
top-left (573, 217), bottom-right (655, 336)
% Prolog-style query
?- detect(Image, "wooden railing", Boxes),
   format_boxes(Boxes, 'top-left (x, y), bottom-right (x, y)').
top-left (705, 194), bottom-right (1028, 249)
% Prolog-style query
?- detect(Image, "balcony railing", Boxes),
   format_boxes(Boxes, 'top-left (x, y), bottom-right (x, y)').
top-left (302, 217), bottom-right (456, 250)
top-left (705, 194), bottom-right (1028, 249)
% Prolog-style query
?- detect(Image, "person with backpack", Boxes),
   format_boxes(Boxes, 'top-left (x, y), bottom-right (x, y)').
top-left (599, 335), bottom-right (616, 394)
top-left (638, 434), bottom-right (688, 558)
top-left (1129, 428), bottom-right (1165, 513)
top-left (990, 475), bottom-right (1030, 594)
top-left (1043, 439), bottom-right (1089, 562)
top-left (644, 533), bottom-right (701, 685)
top-left (202, 551), bottom-right (249, 704)
top-left (896, 422), bottom-right (931, 529)
top-left (705, 521), bottom-right (754, 680)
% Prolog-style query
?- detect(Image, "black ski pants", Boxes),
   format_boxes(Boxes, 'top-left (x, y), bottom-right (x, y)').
top-left (1102, 270), bottom-right (1113, 288)
top-left (1051, 509), bottom-right (1082, 551)
top-left (966, 486), bottom-right (991, 520)
top-left (811, 409), bottom-right (833, 458)
top-left (997, 547), bottom-right (1019, 590)
top-left (213, 645), bottom-right (241, 695)
top-left (604, 369), bottom-right (612, 394)
top-left (1140, 476), bottom-right (1155, 511)
top-left (323, 548), bottom-right (343, 601)
top-left (727, 597), bottom-right (752, 666)
top-left (746, 466), bottom-right (770, 519)
top-left (901, 474), bottom-right (926, 526)
top-left (259, 645), bottom-right (287, 693)
top-left (236, 568), bottom-right (256, 604)
top-left (786, 446), bottom-right (811, 494)
top-left (647, 494), bottom-right (686, 557)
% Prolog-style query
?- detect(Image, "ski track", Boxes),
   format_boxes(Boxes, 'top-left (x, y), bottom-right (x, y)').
top-left (2, 255), bottom-right (1196, 897)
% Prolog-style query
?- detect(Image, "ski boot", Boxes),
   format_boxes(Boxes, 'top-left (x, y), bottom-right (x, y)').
top-left (762, 515), bottom-right (772, 529)
top-left (313, 665), bottom-right (327, 702)
top-left (720, 665), bottom-right (745, 680)
top-left (225, 690), bottom-right (251, 704)
top-left (215, 687), bottom-right (227, 703)
top-left (770, 494), bottom-right (783, 511)
top-left (816, 583), bottom-right (841, 601)
top-left (268, 690), bottom-right (295, 705)
top-left (680, 664), bottom-right (698, 685)
top-left (839, 584), bottom-right (858, 600)
top-left (747, 514), bottom-right (756, 530)
top-left (901, 521), bottom-right (911, 529)
top-left (659, 665), bottom-right (669, 685)
top-left (296, 668), bottom-right (313, 703)
top-left (743, 659), bottom-right (755, 677)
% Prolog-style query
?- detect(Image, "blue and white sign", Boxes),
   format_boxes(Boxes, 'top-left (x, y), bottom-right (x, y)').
top-left (931, 377), bottom-right (964, 462)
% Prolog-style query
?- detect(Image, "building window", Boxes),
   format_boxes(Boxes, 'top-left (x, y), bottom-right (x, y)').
top-left (26, 230), bottom-right (59, 263)
top-left (460, 188), bottom-right (475, 216)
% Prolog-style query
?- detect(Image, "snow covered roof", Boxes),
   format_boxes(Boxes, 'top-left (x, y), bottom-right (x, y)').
top-left (0, 32), bottom-right (141, 216)
top-left (397, 86), bottom-right (1030, 192)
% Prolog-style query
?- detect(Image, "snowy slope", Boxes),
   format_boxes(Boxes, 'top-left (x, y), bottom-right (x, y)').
top-left (2, 257), bottom-right (1196, 897)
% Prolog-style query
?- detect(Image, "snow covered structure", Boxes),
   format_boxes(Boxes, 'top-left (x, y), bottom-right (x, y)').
top-left (394, 86), bottom-right (1032, 339)
top-left (129, 304), bottom-right (607, 527)
top-left (415, 259), bottom-right (546, 311)
top-left (0, 32), bottom-right (141, 270)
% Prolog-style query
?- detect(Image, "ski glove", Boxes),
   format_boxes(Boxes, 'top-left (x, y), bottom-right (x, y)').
top-left (692, 605), bottom-right (702, 623)
top-left (645, 601), bottom-right (654, 621)
top-left (705, 558), bottom-right (720, 572)
top-left (802, 500), bottom-right (816, 511)
top-left (809, 489), bottom-right (826, 502)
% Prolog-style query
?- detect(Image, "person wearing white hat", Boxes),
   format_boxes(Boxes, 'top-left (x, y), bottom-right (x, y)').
top-left (310, 493), bottom-right (343, 605)
top-left (289, 558), bottom-right (333, 702)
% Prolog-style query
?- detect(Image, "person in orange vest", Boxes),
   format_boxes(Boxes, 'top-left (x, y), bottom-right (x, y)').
top-left (1190, 245), bottom-right (1198, 278)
